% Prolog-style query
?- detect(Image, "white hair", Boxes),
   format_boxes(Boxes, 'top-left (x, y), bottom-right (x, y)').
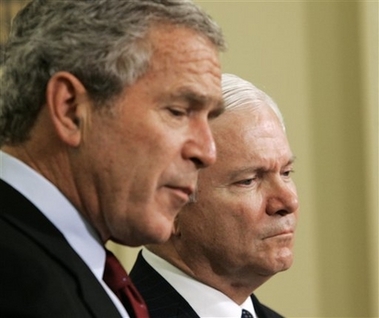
top-left (221, 73), bottom-right (285, 130)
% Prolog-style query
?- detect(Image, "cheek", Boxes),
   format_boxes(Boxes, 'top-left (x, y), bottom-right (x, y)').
top-left (121, 126), bottom-right (181, 173)
top-left (119, 108), bottom-right (180, 156)
top-left (229, 197), bottom-right (268, 246)
top-left (229, 194), bottom-right (264, 224)
top-left (180, 198), bottom-right (226, 243)
top-left (200, 188), bottom-right (264, 224)
top-left (204, 200), bottom-right (253, 238)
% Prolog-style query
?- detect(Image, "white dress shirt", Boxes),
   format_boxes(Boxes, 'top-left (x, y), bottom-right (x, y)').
top-left (0, 151), bottom-right (129, 317)
top-left (142, 248), bottom-right (258, 318)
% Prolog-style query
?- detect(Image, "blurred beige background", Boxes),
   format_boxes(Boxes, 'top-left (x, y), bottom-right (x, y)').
top-left (1, 1), bottom-right (377, 317)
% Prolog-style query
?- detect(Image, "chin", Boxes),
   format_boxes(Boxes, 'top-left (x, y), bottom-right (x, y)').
top-left (139, 218), bottom-right (174, 245)
top-left (260, 262), bottom-right (292, 277)
top-left (109, 224), bottom-right (170, 247)
top-left (263, 248), bottom-right (294, 274)
top-left (109, 203), bottom-right (177, 246)
top-left (149, 227), bottom-right (172, 244)
top-left (275, 254), bottom-right (294, 272)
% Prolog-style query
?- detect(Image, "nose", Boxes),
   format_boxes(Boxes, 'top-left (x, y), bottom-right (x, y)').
top-left (183, 119), bottom-right (217, 169)
top-left (266, 179), bottom-right (299, 216)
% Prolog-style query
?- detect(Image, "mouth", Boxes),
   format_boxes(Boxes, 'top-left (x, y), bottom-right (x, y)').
top-left (263, 229), bottom-right (294, 240)
top-left (166, 185), bottom-right (195, 203)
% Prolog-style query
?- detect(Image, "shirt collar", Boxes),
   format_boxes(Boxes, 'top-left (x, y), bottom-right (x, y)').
top-left (0, 151), bottom-right (105, 280)
top-left (142, 247), bottom-right (257, 318)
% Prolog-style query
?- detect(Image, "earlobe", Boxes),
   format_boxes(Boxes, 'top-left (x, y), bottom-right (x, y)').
top-left (46, 72), bottom-right (89, 147)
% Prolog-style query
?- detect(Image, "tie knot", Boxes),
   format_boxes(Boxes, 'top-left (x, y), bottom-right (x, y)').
top-left (103, 249), bottom-right (149, 318)
top-left (241, 308), bottom-right (254, 318)
top-left (103, 250), bottom-right (129, 290)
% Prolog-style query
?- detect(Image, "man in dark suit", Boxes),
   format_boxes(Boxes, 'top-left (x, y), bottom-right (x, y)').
top-left (130, 74), bottom-right (300, 318)
top-left (0, 1), bottom-right (225, 317)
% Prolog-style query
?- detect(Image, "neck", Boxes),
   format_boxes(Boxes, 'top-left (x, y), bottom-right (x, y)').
top-left (147, 240), bottom-right (272, 305)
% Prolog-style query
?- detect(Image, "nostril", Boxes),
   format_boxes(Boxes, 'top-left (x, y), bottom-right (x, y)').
top-left (190, 157), bottom-right (205, 169)
top-left (277, 209), bottom-right (290, 216)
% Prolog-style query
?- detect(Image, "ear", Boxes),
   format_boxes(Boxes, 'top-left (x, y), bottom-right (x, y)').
top-left (46, 72), bottom-right (91, 147)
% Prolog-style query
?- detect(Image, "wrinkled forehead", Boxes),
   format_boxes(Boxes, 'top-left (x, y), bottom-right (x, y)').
top-left (211, 105), bottom-right (283, 140)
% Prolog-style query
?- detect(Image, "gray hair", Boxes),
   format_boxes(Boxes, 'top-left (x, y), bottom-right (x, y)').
top-left (0, 0), bottom-right (225, 146)
top-left (221, 73), bottom-right (285, 130)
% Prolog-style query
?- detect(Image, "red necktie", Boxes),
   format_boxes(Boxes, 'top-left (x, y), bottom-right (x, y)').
top-left (103, 250), bottom-right (149, 318)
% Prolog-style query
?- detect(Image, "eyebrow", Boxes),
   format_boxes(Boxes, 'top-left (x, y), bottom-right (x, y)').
top-left (160, 88), bottom-right (225, 116)
top-left (228, 155), bottom-right (297, 180)
top-left (286, 155), bottom-right (297, 166)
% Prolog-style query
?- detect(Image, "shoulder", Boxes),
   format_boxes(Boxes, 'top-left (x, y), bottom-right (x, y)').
top-left (130, 252), bottom-right (199, 318)
top-left (0, 223), bottom-right (90, 316)
top-left (251, 294), bottom-right (285, 318)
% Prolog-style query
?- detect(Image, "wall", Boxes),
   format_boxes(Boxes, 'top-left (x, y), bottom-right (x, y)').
top-left (0, 0), bottom-right (30, 45)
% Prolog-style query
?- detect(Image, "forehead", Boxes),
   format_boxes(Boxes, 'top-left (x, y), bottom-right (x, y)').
top-left (147, 23), bottom-right (220, 66)
top-left (210, 106), bottom-right (291, 167)
top-left (215, 105), bottom-right (284, 139)
top-left (140, 24), bottom-right (223, 109)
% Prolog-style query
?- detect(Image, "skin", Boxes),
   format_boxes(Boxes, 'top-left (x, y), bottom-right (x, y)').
top-left (149, 105), bottom-right (299, 304)
top-left (3, 24), bottom-right (224, 246)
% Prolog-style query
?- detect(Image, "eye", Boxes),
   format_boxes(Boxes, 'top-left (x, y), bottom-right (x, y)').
top-left (234, 178), bottom-right (256, 186)
top-left (168, 107), bottom-right (187, 118)
top-left (282, 169), bottom-right (294, 178)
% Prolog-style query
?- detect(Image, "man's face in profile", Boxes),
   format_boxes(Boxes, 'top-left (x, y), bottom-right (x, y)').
top-left (84, 25), bottom-right (223, 246)
top-left (177, 105), bottom-right (299, 280)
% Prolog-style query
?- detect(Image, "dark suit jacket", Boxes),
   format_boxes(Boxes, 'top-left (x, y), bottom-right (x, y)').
top-left (0, 180), bottom-right (122, 318)
top-left (130, 251), bottom-right (284, 318)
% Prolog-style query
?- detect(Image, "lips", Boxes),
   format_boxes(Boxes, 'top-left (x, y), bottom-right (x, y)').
top-left (175, 186), bottom-right (194, 197)
top-left (262, 217), bottom-right (297, 240)
top-left (166, 185), bottom-right (195, 203)
top-left (263, 229), bottom-right (294, 240)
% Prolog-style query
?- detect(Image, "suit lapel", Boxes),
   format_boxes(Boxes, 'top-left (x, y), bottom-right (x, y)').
top-left (130, 251), bottom-right (199, 318)
top-left (251, 294), bottom-right (284, 318)
top-left (0, 180), bottom-right (121, 318)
